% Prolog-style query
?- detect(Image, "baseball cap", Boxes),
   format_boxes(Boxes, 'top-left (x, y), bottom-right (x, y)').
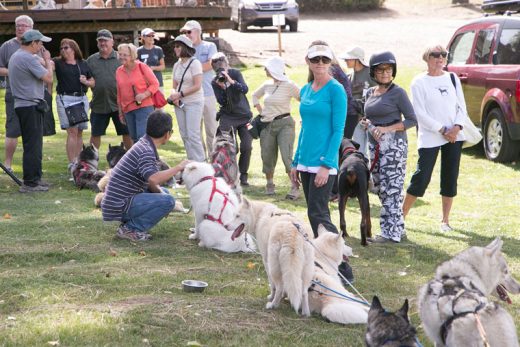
top-left (307, 44), bottom-right (333, 60)
top-left (180, 20), bottom-right (202, 32)
top-left (339, 46), bottom-right (368, 66)
top-left (97, 29), bottom-right (113, 40)
top-left (21, 30), bottom-right (51, 43)
top-left (141, 28), bottom-right (155, 37)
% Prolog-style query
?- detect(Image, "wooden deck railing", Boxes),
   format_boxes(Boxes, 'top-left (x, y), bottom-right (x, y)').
top-left (0, 0), bottom-right (228, 10)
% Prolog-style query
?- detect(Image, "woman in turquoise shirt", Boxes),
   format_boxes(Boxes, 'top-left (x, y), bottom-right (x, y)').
top-left (290, 42), bottom-right (347, 237)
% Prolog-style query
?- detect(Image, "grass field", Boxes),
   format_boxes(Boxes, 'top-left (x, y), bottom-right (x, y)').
top-left (0, 65), bottom-right (519, 347)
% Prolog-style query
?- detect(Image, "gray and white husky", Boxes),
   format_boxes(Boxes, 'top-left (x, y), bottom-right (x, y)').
top-left (418, 238), bottom-right (520, 347)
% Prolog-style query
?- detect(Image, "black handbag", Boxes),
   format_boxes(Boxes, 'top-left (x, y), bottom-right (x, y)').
top-left (35, 98), bottom-right (50, 114)
top-left (64, 101), bottom-right (89, 126)
top-left (248, 115), bottom-right (267, 139)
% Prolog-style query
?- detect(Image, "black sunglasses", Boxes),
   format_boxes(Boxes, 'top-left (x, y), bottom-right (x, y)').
top-left (181, 30), bottom-right (192, 35)
top-left (60, 46), bottom-right (70, 51)
top-left (309, 56), bottom-right (332, 64)
top-left (429, 51), bottom-right (448, 58)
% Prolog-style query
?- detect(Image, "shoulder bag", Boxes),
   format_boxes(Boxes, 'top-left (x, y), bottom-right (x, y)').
top-left (138, 63), bottom-right (167, 109)
top-left (248, 84), bottom-right (281, 139)
top-left (450, 73), bottom-right (482, 148)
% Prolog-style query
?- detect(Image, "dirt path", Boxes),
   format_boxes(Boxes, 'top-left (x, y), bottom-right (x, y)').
top-left (218, 0), bottom-right (483, 67)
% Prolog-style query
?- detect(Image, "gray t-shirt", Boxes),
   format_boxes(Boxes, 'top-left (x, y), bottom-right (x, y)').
top-left (364, 84), bottom-right (417, 141)
top-left (0, 37), bottom-right (21, 94)
top-left (137, 46), bottom-right (164, 87)
top-left (8, 49), bottom-right (48, 108)
top-left (194, 40), bottom-right (217, 97)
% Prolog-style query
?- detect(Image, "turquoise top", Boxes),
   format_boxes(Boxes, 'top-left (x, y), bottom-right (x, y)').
top-left (293, 79), bottom-right (347, 170)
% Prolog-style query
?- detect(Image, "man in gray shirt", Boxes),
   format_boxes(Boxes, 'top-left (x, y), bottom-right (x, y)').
top-left (0, 15), bottom-right (34, 172)
top-left (87, 29), bottom-right (132, 151)
top-left (181, 20), bottom-right (218, 155)
top-left (8, 30), bottom-right (53, 192)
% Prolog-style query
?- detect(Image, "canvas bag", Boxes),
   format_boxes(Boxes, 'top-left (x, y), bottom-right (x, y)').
top-left (450, 73), bottom-right (482, 148)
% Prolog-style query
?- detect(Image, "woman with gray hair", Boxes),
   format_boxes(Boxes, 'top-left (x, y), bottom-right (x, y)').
top-left (402, 44), bottom-right (467, 232)
top-left (211, 52), bottom-right (253, 186)
top-left (116, 43), bottom-right (159, 144)
top-left (169, 35), bottom-right (205, 162)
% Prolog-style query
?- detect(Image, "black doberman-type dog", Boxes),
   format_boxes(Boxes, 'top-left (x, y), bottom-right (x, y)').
top-left (338, 138), bottom-right (372, 246)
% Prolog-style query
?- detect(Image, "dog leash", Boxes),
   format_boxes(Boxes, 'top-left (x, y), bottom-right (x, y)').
top-left (291, 222), bottom-right (370, 305)
top-left (309, 279), bottom-right (370, 306)
top-left (474, 313), bottom-right (491, 347)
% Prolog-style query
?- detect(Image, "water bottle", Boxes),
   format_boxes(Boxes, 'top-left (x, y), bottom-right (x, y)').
top-left (367, 123), bottom-right (379, 141)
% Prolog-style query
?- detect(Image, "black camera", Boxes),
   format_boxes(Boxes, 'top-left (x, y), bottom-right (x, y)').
top-left (215, 68), bottom-right (227, 83)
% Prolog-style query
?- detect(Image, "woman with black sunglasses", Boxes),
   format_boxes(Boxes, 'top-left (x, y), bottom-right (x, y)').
top-left (403, 45), bottom-right (466, 233)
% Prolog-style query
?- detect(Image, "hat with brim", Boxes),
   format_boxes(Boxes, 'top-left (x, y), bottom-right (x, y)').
top-left (338, 46), bottom-right (368, 66)
top-left (307, 45), bottom-right (333, 60)
top-left (97, 29), bottom-right (113, 40)
top-left (174, 35), bottom-right (196, 54)
top-left (180, 20), bottom-right (202, 32)
top-left (263, 56), bottom-right (288, 82)
top-left (21, 30), bottom-right (51, 44)
top-left (141, 27), bottom-right (157, 39)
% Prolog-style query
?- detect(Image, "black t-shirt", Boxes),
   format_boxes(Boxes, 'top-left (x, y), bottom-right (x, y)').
top-left (53, 59), bottom-right (92, 95)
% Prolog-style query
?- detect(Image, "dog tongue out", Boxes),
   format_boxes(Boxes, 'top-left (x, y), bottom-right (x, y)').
top-left (497, 284), bottom-right (512, 304)
top-left (231, 223), bottom-right (245, 241)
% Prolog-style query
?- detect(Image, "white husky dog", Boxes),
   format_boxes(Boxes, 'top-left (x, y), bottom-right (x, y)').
top-left (182, 162), bottom-right (254, 253)
top-left (418, 238), bottom-right (520, 347)
top-left (309, 224), bottom-right (369, 324)
top-left (233, 197), bottom-right (314, 316)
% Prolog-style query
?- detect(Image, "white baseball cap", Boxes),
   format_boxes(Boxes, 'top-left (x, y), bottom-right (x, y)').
top-left (263, 56), bottom-right (288, 82)
top-left (307, 44), bottom-right (334, 60)
top-left (339, 46), bottom-right (368, 66)
top-left (141, 28), bottom-right (156, 37)
top-left (181, 20), bottom-right (202, 32)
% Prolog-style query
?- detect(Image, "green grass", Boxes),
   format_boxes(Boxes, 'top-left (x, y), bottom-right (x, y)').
top-left (0, 65), bottom-right (519, 347)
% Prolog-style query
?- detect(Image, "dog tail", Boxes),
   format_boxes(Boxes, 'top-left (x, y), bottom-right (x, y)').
top-left (322, 301), bottom-right (368, 324)
top-left (279, 243), bottom-right (306, 314)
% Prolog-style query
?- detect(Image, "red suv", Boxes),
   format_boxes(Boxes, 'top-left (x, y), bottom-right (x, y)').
top-left (446, 11), bottom-right (520, 162)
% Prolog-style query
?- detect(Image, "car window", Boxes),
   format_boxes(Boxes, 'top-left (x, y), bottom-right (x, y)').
top-left (497, 28), bottom-right (520, 64)
top-left (448, 31), bottom-right (475, 65)
top-left (474, 29), bottom-right (495, 64)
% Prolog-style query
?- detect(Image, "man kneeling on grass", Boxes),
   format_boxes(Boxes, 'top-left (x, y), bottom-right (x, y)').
top-left (101, 110), bottom-right (189, 241)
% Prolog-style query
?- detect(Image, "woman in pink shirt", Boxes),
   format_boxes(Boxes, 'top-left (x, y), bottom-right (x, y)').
top-left (116, 43), bottom-right (159, 143)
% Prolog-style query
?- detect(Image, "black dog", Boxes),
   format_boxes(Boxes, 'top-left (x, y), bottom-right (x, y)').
top-left (338, 138), bottom-right (372, 246)
top-left (106, 142), bottom-right (127, 169)
top-left (73, 144), bottom-right (105, 192)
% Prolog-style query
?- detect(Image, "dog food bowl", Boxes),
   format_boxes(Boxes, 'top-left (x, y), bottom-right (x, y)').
top-left (182, 280), bottom-right (208, 293)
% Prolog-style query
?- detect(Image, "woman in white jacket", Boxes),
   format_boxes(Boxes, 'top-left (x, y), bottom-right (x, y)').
top-left (402, 44), bottom-right (467, 232)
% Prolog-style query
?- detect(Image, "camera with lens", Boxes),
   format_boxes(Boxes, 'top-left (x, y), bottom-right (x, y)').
top-left (214, 67), bottom-right (227, 83)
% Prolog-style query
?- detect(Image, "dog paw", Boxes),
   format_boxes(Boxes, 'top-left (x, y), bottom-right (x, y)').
top-left (265, 302), bottom-right (276, 310)
top-left (188, 233), bottom-right (198, 240)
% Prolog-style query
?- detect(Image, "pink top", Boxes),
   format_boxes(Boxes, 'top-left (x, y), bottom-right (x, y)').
top-left (116, 61), bottom-right (159, 114)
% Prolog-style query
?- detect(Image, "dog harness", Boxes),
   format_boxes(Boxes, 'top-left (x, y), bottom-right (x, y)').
top-left (197, 176), bottom-right (237, 230)
top-left (211, 145), bottom-right (236, 188)
top-left (73, 161), bottom-right (99, 187)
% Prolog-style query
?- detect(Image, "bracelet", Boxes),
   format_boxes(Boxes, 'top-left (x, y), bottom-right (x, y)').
top-left (180, 91), bottom-right (185, 98)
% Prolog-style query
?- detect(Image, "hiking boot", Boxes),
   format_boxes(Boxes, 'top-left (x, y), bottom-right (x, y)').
top-left (116, 225), bottom-right (151, 241)
top-left (265, 183), bottom-right (275, 195)
top-left (285, 186), bottom-right (300, 200)
top-left (36, 179), bottom-right (50, 187)
top-left (19, 184), bottom-right (49, 193)
top-left (440, 223), bottom-right (453, 232)
top-left (240, 173), bottom-right (249, 187)
top-left (372, 235), bottom-right (398, 244)
top-left (338, 261), bottom-right (354, 286)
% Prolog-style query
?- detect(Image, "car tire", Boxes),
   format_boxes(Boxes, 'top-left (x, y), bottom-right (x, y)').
top-left (289, 21), bottom-right (298, 32)
top-left (483, 108), bottom-right (520, 162)
top-left (238, 12), bottom-right (248, 32)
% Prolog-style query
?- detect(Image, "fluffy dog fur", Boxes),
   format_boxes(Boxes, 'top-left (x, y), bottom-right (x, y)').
top-left (418, 238), bottom-right (520, 347)
top-left (233, 198), bottom-right (314, 316)
top-left (73, 144), bottom-right (105, 192)
top-left (365, 296), bottom-right (418, 347)
top-left (94, 143), bottom-right (126, 206)
top-left (182, 162), bottom-right (252, 253)
top-left (309, 225), bottom-right (369, 324)
top-left (211, 129), bottom-right (241, 197)
top-left (338, 138), bottom-right (372, 246)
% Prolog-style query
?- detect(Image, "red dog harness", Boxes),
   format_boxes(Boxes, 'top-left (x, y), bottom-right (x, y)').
top-left (211, 146), bottom-right (236, 187)
top-left (197, 176), bottom-right (236, 230)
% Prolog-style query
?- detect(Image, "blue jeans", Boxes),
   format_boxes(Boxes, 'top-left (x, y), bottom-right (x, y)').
top-left (121, 188), bottom-right (175, 233)
top-left (124, 106), bottom-right (154, 143)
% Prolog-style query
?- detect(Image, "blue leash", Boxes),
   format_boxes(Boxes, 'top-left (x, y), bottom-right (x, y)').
top-left (310, 280), bottom-right (370, 307)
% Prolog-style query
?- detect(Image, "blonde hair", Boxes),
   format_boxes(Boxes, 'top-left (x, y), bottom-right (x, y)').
top-left (117, 43), bottom-right (137, 60)
top-left (422, 45), bottom-right (447, 62)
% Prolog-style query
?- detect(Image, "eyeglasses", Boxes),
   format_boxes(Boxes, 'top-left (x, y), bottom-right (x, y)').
top-left (375, 67), bottom-right (393, 75)
top-left (181, 30), bottom-right (192, 35)
top-left (429, 51), bottom-right (448, 59)
top-left (145, 34), bottom-right (155, 38)
top-left (309, 56), bottom-right (332, 64)
top-left (16, 24), bottom-right (32, 28)
top-left (60, 46), bottom-right (70, 51)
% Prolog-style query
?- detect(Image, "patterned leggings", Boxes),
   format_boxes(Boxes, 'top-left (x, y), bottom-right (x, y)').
top-left (369, 136), bottom-right (408, 242)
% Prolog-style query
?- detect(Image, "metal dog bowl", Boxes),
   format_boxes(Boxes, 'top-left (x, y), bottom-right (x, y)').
top-left (182, 280), bottom-right (208, 293)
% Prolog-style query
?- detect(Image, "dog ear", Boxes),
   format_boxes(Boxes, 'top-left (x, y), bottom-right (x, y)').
top-left (241, 196), bottom-right (250, 209)
top-left (485, 237), bottom-right (503, 257)
top-left (370, 296), bottom-right (384, 312)
top-left (120, 142), bottom-right (124, 147)
top-left (83, 144), bottom-right (86, 150)
top-left (108, 143), bottom-right (112, 150)
top-left (398, 299), bottom-right (410, 322)
top-left (317, 224), bottom-right (327, 236)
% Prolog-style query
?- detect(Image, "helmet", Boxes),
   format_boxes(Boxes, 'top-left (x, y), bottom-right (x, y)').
top-left (369, 51), bottom-right (397, 78)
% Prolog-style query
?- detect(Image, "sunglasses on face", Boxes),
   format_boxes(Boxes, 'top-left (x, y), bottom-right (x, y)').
top-left (145, 34), bottom-right (155, 38)
top-left (309, 56), bottom-right (332, 64)
top-left (375, 67), bottom-right (393, 75)
top-left (181, 30), bottom-right (192, 35)
top-left (429, 51), bottom-right (448, 58)
top-left (60, 46), bottom-right (70, 51)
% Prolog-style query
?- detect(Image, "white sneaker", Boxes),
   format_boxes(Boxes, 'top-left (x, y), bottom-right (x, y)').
top-left (440, 223), bottom-right (453, 232)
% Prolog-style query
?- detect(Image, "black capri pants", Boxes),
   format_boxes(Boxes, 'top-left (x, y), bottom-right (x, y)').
top-left (406, 141), bottom-right (463, 198)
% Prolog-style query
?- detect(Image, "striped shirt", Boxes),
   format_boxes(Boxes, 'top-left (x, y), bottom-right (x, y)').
top-left (252, 80), bottom-right (300, 122)
top-left (101, 135), bottom-right (159, 221)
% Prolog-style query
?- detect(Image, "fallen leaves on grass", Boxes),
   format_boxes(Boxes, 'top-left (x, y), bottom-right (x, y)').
top-left (3, 213), bottom-right (11, 219)
top-left (246, 261), bottom-right (256, 270)
top-left (109, 248), bottom-right (117, 257)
